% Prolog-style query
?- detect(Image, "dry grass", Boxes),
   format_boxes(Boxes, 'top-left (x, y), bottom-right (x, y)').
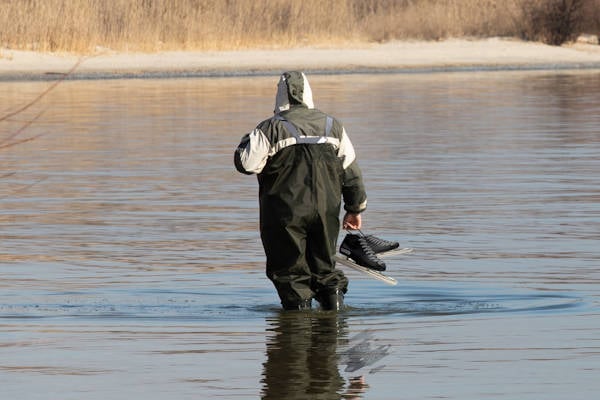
top-left (0, 0), bottom-right (599, 53)
top-left (360, 0), bottom-right (522, 41)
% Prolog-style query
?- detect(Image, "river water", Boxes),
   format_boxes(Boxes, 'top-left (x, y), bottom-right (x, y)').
top-left (1, 71), bottom-right (599, 399)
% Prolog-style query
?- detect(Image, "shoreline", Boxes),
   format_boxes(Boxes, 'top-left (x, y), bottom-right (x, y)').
top-left (2, 38), bottom-right (600, 81)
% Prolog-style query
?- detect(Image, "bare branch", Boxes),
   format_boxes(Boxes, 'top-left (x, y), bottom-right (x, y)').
top-left (0, 176), bottom-right (48, 200)
top-left (0, 172), bottom-right (17, 179)
top-left (0, 132), bottom-right (47, 150)
top-left (0, 109), bottom-right (45, 147)
top-left (0, 57), bottom-right (84, 124)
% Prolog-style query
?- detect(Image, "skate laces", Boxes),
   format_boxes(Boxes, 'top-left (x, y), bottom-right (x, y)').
top-left (355, 229), bottom-right (396, 248)
top-left (357, 235), bottom-right (377, 258)
top-left (349, 230), bottom-right (379, 261)
top-left (365, 235), bottom-right (389, 247)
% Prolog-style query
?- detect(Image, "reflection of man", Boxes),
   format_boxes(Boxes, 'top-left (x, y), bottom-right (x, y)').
top-left (260, 312), bottom-right (368, 400)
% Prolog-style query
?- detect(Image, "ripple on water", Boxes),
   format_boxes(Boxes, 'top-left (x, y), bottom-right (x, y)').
top-left (0, 272), bottom-right (585, 321)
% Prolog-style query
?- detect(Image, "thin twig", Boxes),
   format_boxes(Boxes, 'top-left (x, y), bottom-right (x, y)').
top-left (0, 57), bottom-right (84, 123)
top-left (0, 133), bottom-right (47, 150)
top-left (0, 109), bottom-right (45, 147)
top-left (0, 172), bottom-right (17, 179)
top-left (0, 176), bottom-right (48, 200)
top-left (0, 57), bottom-right (84, 151)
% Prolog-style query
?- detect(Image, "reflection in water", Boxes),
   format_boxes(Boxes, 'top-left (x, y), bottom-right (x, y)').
top-left (261, 312), bottom-right (370, 400)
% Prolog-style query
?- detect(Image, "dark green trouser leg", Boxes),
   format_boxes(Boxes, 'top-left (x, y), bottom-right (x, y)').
top-left (262, 222), bottom-right (313, 309)
top-left (262, 212), bottom-right (348, 311)
top-left (306, 211), bottom-right (347, 311)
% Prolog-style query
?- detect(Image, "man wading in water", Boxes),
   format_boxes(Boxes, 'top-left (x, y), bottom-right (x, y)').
top-left (234, 71), bottom-right (375, 311)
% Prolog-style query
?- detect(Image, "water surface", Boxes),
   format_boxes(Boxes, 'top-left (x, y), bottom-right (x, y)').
top-left (1, 71), bottom-right (599, 399)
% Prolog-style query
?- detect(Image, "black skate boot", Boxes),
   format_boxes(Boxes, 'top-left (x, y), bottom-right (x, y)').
top-left (364, 234), bottom-right (399, 254)
top-left (339, 234), bottom-right (387, 271)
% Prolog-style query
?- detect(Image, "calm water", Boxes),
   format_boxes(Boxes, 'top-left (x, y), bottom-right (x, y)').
top-left (1, 71), bottom-right (599, 399)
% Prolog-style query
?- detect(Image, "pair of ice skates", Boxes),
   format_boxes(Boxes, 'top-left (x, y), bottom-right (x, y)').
top-left (339, 231), bottom-right (399, 271)
top-left (284, 232), bottom-right (401, 311)
top-left (320, 232), bottom-right (399, 310)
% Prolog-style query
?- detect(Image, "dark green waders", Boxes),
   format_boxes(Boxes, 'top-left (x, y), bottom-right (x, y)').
top-left (259, 144), bottom-right (349, 311)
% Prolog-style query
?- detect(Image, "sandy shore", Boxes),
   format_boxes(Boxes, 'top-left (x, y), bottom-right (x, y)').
top-left (2, 38), bottom-right (600, 80)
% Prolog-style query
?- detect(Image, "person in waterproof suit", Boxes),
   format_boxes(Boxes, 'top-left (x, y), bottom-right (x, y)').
top-left (234, 71), bottom-right (367, 311)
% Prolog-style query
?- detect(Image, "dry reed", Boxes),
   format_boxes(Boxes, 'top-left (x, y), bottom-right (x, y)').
top-left (0, 0), bottom-right (599, 53)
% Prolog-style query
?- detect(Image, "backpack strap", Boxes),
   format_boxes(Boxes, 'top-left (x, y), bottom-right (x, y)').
top-left (273, 114), bottom-right (301, 139)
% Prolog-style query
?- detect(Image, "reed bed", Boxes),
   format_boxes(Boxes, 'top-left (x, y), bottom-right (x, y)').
top-left (0, 0), bottom-right (599, 53)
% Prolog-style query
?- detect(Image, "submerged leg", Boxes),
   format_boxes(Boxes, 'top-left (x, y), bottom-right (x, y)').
top-left (305, 213), bottom-right (348, 311)
top-left (317, 288), bottom-right (345, 311)
top-left (262, 223), bottom-right (314, 309)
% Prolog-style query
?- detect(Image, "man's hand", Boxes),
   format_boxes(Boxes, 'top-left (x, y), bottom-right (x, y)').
top-left (343, 212), bottom-right (362, 230)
